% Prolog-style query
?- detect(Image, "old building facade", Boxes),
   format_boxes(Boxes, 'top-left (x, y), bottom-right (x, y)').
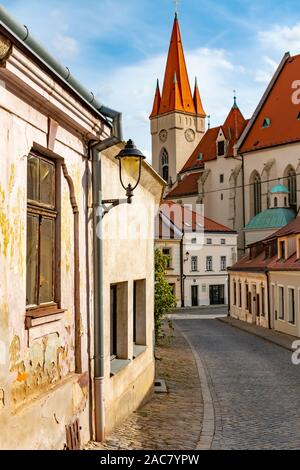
top-left (229, 217), bottom-right (300, 337)
top-left (0, 6), bottom-right (163, 449)
top-left (155, 202), bottom-right (237, 307)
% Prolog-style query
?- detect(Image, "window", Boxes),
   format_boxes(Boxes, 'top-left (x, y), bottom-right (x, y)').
top-left (110, 282), bottom-right (129, 360)
top-left (297, 111), bottom-right (300, 120)
top-left (262, 117), bottom-right (271, 128)
top-left (253, 174), bottom-right (262, 215)
top-left (206, 238), bottom-right (212, 245)
top-left (288, 288), bottom-right (295, 324)
top-left (278, 286), bottom-right (285, 320)
top-left (206, 256), bottom-right (213, 271)
top-left (110, 285), bottom-right (118, 357)
top-left (287, 168), bottom-right (297, 208)
top-left (233, 281), bottom-right (237, 305)
top-left (26, 154), bottom-right (57, 308)
top-left (220, 256), bottom-right (226, 271)
top-left (284, 197), bottom-right (287, 207)
top-left (274, 197), bottom-right (278, 207)
top-left (161, 148), bottom-right (169, 182)
top-left (221, 193), bottom-right (224, 201)
top-left (220, 174), bottom-right (224, 183)
top-left (239, 282), bottom-right (242, 307)
top-left (162, 248), bottom-right (171, 269)
top-left (217, 141), bottom-right (225, 156)
top-left (245, 283), bottom-right (249, 310)
top-left (279, 241), bottom-right (286, 260)
top-left (133, 279), bottom-right (147, 347)
top-left (261, 286), bottom-right (265, 316)
top-left (191, 238), bottom-right (197, 244)
top-left (221, 239), bottom-right (226, 245)
top-left (191, 256), bottom-right (198, 272)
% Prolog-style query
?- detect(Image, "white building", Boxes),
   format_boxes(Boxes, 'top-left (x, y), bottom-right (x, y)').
top-left (0, 6), bottom-right (164, 449)
top-left (155, 202), bottom-right (238, 307)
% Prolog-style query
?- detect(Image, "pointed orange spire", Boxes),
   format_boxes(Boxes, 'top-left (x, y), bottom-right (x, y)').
top-left (158, 15), bottom-right (195, 116)
top-left (169, 72), bottom-right (184, 111)
top-left (193, 77), bottom-right (206, 117)
top-left (150, 79), bottom-right (161, 118)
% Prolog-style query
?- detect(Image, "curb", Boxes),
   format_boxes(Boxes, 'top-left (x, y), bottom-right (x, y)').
top-left (174, 324), bottom-right (215, 450)
top-left (218, 317), bottom-right (294, 352)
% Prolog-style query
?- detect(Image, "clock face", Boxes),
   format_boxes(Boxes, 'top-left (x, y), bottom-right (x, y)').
top-left (159, 129), bottom-right (168, 143)
top-left (185, 128), bottom-right (195, 142)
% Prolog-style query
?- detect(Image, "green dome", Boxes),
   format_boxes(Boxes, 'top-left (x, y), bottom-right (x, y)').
top-left (245, 208), bottom-right (295, 230)
top-left (270, 184), bottom-right (289, 194)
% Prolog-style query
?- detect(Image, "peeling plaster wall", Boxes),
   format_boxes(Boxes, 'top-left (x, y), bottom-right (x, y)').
top-left (0, 61), bottom-right (100, 448)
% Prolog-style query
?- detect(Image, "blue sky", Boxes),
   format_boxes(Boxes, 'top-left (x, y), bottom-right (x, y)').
top-left (2, 0), bottom-right (300, 158)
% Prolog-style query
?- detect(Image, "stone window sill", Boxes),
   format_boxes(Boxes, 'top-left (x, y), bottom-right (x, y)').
top-left (110, 358), bottom-right (131, 377)
top-left (133, 344), bottom-right (147, 359)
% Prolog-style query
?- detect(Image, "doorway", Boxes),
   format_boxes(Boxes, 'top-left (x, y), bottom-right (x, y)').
top-left (191, 285), bottom-right (198, 306)
top-left (209, 285), bottom-right (225, 305)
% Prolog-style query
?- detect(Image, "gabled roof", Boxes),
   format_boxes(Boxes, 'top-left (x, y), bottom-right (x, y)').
top-left (159, 201), bottom-right (236, 234)
top-left (180, 102), bottom-right (247, 173)
top-left (230, 215), bottom-right (300, 272)
top-left (239, 53), bottom-right (300, 153)
top-left (150, 15), bottom-right (204, 118)
top-left (165, 171), bottom-right (202, 198)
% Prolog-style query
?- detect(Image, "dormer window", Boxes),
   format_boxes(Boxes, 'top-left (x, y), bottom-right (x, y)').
top-left (279, 240), bottom-right (286, 260)
top-left (197, 153), bottom-right (203, 161)
top-left (297, 111), bottom-right (300, 120)
top-left (262, 118), bottom-right (271, 128)
top-left (217, 141), bottom-right (225, 157)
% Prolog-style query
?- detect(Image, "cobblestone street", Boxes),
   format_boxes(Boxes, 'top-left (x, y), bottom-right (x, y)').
top-left (87, 325), bottom-right (203, 450)
top-left (88, 313), bottom-right (300, 451)
top-left (177, 318), bottom-right (300, 450)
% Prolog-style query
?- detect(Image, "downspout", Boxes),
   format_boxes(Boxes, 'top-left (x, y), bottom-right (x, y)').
top-left (90, 108), bottom-right (122, 443)
top-left (180, 235), bottom-right (184, 307)
top-left (266, 270), bottom-right (271, 329)
top-left (227, 269), bottom-right (231, 317)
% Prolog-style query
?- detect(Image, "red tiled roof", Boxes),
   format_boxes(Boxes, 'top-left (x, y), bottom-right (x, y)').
top-left (165, 171), bottom-right (201, 198)
top-left (230, 216), bottom-right (300, 272)
top-left (180, 106), bottom-right (248, 173)
top-left (239, 54), bottom-right (300, 153)
top-left (159, 201), bottom-right (236, 233)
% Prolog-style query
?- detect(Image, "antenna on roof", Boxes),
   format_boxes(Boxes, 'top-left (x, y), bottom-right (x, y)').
top-left (207, 114), bottom-right (211, 129)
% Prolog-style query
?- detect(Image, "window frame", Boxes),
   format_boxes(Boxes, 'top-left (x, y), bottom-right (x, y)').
top-left (191, 256), bottom-right (198, 272)
top-left (26, 153), bottom-right (59, 315)
top-left (206, 256), bottom-right (213, 272)
top-left (220, 256), bottom-right (227, 271)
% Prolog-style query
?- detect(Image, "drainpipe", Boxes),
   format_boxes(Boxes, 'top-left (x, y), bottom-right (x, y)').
top-left (227, 270), bottom-right (231, 317)
top-left (180, 236), bottom-right (184, 307)
top-left (266, 270), bottom-right (271, 329)
top-left (90, 109), bottom-right (122, 442)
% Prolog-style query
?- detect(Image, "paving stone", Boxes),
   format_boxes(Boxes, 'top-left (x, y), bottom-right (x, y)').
top-left (86, 324), bottom-right (204, 450)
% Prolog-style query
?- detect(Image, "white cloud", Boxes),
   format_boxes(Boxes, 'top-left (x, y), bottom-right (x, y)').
top-left (92, 47), bottom-right (260, 160)
top-left (52, 33), bottom-right (80, 59)
top-left (258, 23), bottom-right (300, 54)
top-left (255, 56), bottom-right (278, 83)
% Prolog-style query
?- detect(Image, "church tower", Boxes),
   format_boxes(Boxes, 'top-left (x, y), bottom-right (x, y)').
top-left (150, 14), bottom-right (206, 184)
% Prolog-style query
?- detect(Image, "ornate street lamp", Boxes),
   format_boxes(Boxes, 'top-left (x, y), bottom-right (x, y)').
top-left (102, 139), bottom-right (146, 216)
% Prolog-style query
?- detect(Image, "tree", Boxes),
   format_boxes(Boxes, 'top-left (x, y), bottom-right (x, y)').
top-left (154, 248), bottom-right (176, 342)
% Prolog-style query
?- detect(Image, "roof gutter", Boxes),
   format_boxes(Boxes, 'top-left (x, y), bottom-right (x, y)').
top-left (0, 5), bottom-right (122, 132)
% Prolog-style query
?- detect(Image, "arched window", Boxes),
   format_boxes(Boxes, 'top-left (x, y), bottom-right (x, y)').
top-left (287, 168), bottom-right (297, 209)
top-left (250, 171), bottom-right (262, 217)
top-left (161, 148), bottom-right (169, 182)
top-left (284, 197), bottom-right (287, 207)
top-left (274, 197), bottom-right (278, 207)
